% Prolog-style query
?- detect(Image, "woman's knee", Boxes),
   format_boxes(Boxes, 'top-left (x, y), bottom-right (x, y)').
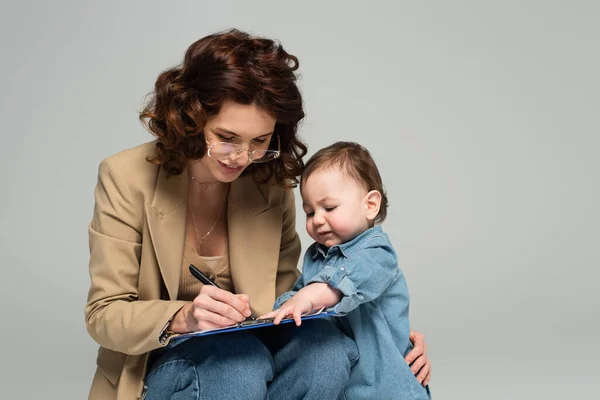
top-left (300, 320), bottom-right (357, 356)
top-left (210, 335), bottom-right (275, 387)
top-left (282, 320), bottom-right (358, 380)
top-left (146, 333), bottom-right (274, 399)
top-left (145, 359), bottom-right (199, 400)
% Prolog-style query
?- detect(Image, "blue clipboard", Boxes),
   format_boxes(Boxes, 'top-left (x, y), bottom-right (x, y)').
top-left (175, 309), bottom-right (337, 339)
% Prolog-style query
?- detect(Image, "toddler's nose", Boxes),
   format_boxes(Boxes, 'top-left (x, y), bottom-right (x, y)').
top-left (313, 213), bottom-right (325, 226)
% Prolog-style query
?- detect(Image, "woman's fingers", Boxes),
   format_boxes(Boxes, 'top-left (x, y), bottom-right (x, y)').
top-left (191, 287), bottom-right (250, 329)
top-left (192, 307), bottom-right (239, 328)
top-left (404, 330), bottom-right (431, 386)
top-left (405, 331), bottom-right (426, 365)
top-left (409, 353), bottom-right (427, 376)
top-left (200, 285), bottom-right (251, 318)
top-left (417, 362), bottom-right (431, 386)
top-left (235, 293), bottom-right (250, 305)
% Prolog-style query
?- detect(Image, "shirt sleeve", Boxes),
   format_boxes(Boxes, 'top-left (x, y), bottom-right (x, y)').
top-left (305, 237), bottom-right (400, 315)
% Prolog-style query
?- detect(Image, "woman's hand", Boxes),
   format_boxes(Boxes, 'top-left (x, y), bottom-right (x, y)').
top-left (405, 330), bottom-right (431, 386)
top-left (169, 285), bottom-right (252, 333)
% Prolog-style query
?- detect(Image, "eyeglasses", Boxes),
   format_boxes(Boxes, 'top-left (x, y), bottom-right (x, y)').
top-left (206, 135), bottom-right (281, 163)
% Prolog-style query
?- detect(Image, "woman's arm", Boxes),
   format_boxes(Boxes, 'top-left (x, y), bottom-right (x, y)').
top-left (86, 157), bottom-right (254, 352)
top-left (85, 158), bottom-right (190, 355)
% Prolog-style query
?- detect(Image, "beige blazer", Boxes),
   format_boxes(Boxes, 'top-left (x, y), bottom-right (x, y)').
top-left (85, 142), bottom-right (301, 399)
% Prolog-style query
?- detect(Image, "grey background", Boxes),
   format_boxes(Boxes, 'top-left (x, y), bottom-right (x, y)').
top-left (1, 1), bottom-right (598, 399)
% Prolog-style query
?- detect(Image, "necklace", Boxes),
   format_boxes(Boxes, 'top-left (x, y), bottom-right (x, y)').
top-left (188, 185), bottom-right (229, 251)
top-left (190, 173), bottom-right (220, 190)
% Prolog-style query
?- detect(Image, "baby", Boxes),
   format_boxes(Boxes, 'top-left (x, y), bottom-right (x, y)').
top-left (264, 141), bottom-right (431, 399)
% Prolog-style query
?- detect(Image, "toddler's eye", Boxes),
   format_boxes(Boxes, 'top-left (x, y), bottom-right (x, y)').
top-left (305, 212), bottom-right (314, 217)
top-left (325, 207), bottom-right (337, 212)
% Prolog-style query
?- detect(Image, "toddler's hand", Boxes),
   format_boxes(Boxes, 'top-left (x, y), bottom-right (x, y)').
top-left (262, 283), bottom-right (342, 326)
top-left (264, 294), bottom-right (313, 326)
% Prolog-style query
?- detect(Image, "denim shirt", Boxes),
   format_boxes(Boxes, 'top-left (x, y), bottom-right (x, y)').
top-left (275, 227), bottom-right (431, 399)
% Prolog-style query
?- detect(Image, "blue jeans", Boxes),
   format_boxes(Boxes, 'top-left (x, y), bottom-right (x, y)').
top-left (144, 319), bottom-right (359, 400)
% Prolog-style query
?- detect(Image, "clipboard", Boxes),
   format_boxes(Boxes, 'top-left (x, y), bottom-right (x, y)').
top-left (174, 308), bottom-right (337, 339)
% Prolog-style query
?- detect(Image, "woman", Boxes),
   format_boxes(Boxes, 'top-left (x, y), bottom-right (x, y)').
top-left (85, 29), bottom-right (431, 400)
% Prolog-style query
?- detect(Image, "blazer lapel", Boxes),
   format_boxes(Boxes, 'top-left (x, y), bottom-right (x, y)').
top-left (144, 169), bottom-right (282, 313)
top-left (145, 166), bottom-right (188, 300)
top-left (228, 175), bottom-right (283, 316)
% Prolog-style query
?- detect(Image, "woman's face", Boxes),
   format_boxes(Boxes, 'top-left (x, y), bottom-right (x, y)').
top-left (196, 101), bottom-right (277, 183)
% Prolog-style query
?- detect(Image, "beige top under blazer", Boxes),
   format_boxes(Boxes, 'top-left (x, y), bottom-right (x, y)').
top-left (84, 142), bottom-right (301, 399)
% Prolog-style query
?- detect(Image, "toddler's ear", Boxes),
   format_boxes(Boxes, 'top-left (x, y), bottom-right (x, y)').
top-left (365, 190), bottom-right (382, 222)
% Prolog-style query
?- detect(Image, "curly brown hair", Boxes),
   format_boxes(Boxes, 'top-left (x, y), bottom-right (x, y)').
top-left (301, 142), bottom-right (389, 224)
top-left (139, 29), bottom-right (307, 187)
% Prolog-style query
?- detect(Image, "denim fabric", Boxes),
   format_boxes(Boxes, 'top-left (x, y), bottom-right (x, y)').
top-left (143, 319), bottom-right (358, 400)
top-left (275, 227), bottom-right (431, 399)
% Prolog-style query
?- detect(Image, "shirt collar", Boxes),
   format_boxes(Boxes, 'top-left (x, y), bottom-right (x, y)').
top-left (311, 226), bottom-right (383, 260)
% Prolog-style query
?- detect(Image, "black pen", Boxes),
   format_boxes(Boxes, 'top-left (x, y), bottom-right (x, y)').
top-left (188, 264), bottom-right (256, 320)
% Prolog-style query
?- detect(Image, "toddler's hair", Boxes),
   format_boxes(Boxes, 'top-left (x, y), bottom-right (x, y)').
top-left (301, 141), bottom-right (388, 224)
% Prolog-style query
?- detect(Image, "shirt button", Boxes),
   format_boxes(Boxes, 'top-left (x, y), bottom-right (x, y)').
top-left (340, 267), bottom-right (345, 271)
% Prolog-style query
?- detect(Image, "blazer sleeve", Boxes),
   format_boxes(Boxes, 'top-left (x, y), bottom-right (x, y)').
top-left (85, 158), bottom-right (188, 355)
top-left (274, 188), bottom-right (302, 298)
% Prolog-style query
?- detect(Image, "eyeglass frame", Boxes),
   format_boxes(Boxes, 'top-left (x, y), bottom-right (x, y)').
top-left (206, 134), bottom-right (281, 163)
